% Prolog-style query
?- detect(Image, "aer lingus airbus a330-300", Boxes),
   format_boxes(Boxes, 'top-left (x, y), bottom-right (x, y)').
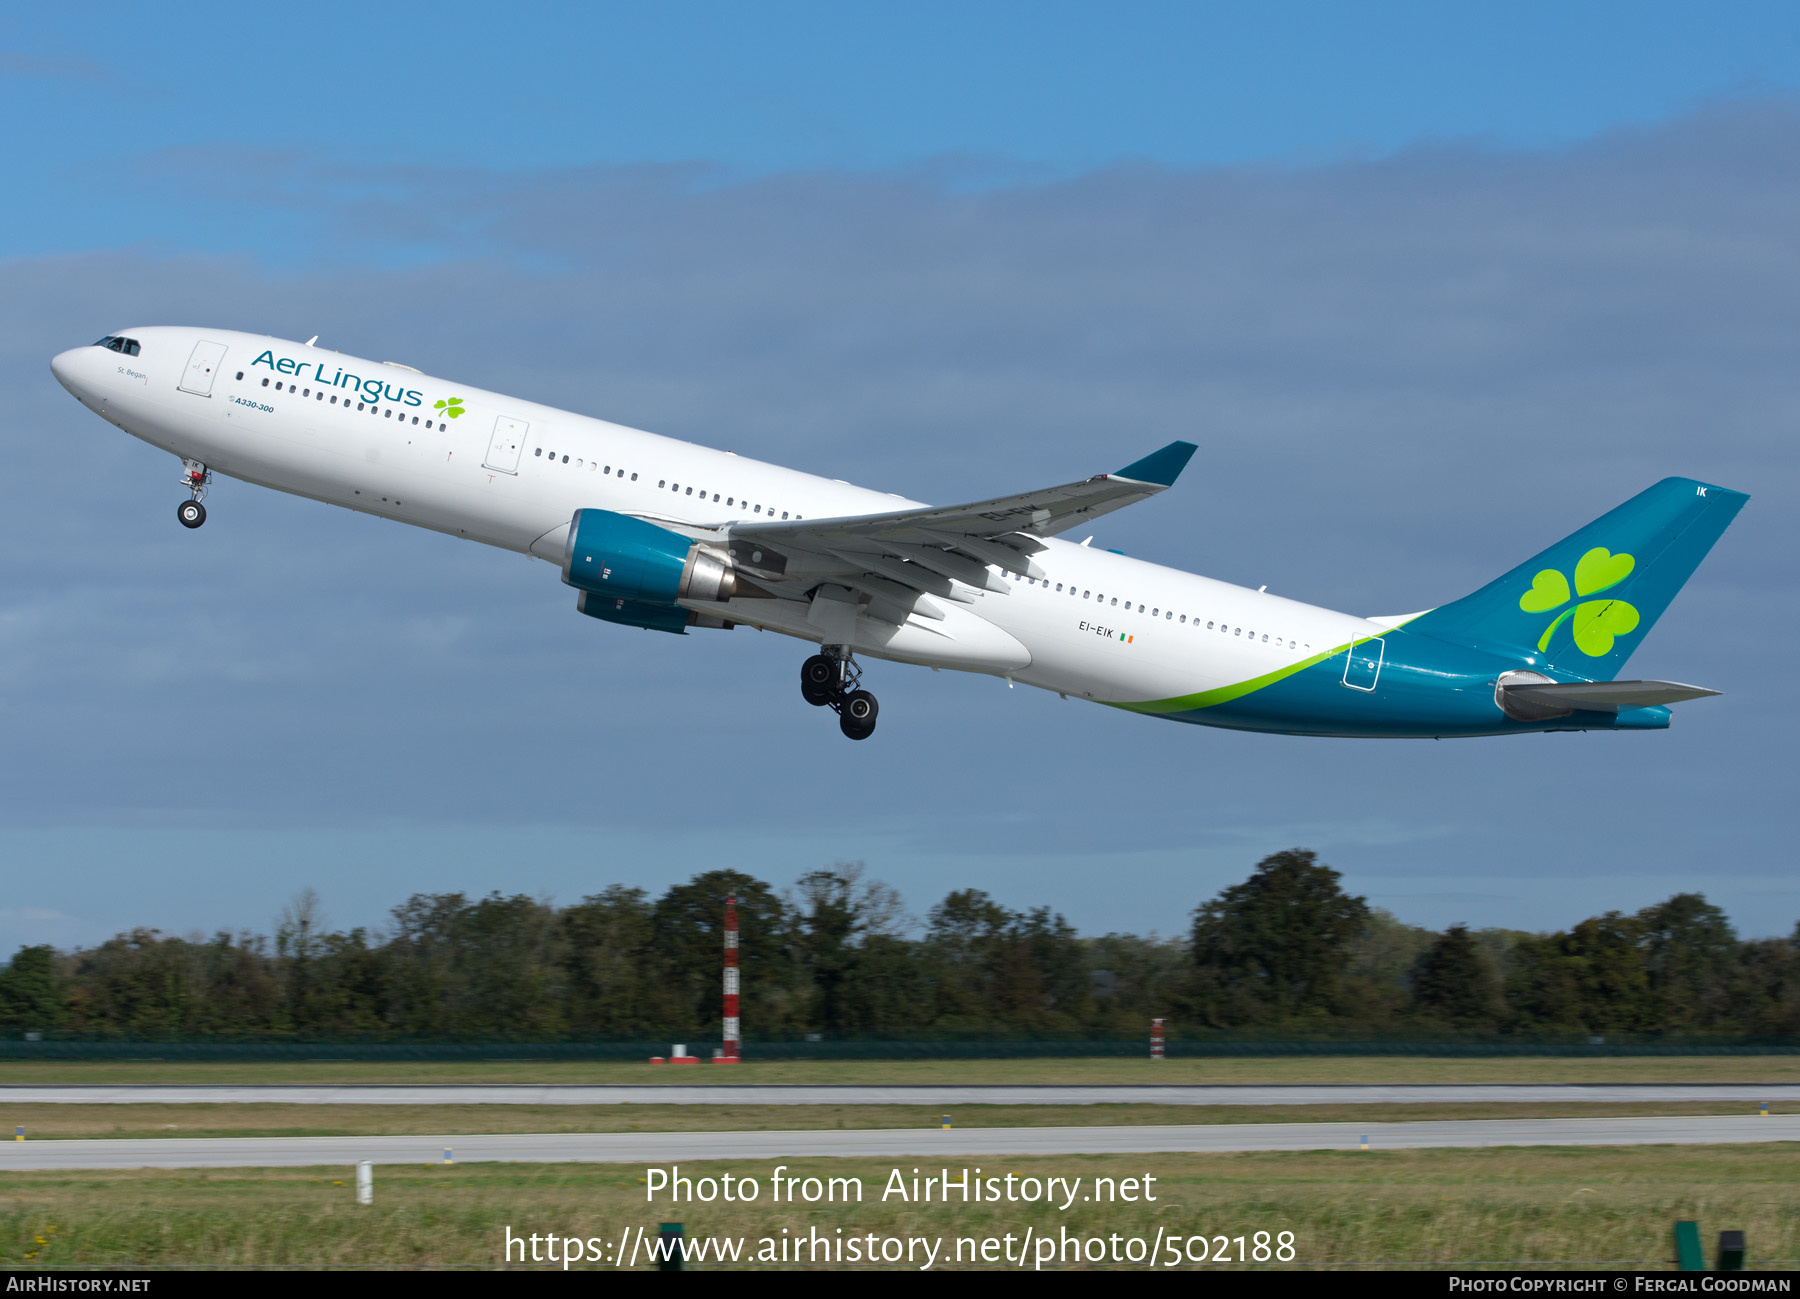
top-left (53, 328), bottom-right (1748, 741)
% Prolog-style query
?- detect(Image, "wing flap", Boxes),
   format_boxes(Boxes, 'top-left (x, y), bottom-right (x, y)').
top-left (923, 530), bottom-right (1047, 579)
top-left (843, 573), bottom-right (946, 621)
top-left (821, 547), bottom-right (975, 604)
top-left (880, 541), bottom-right (1010, 593)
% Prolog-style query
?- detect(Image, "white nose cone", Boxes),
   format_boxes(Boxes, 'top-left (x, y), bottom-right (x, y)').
top-left (50, 347), bottom-right (85, 394)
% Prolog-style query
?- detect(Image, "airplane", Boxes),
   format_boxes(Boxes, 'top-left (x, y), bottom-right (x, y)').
top-left (51, 327), bottom-right (1747, 741)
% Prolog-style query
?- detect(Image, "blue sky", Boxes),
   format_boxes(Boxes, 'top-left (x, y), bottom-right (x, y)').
top-left (3, 3), bottom-right (1798, 952)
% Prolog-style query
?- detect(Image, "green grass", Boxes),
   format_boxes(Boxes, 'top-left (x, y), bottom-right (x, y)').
top-left (2, 1100), bottom-right (1793, 1141)
top-left (5, 1056), bottom-right (1798, 1085)
top-left (6, 1145), bottom-right (1797, 1269)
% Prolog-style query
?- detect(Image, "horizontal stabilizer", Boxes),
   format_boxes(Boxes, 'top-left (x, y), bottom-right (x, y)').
top-left (1500, 679), bottom-right (1720, 711)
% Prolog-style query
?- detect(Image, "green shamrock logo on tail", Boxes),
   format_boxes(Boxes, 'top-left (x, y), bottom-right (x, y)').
top-left (1519, 547), bottom-right (1639, 656)
top-left (434, 397), bottom-right (465, 419)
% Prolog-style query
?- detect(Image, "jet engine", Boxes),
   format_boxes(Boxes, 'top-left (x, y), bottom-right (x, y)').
top-left (561, 508), bottom-right (743, 635)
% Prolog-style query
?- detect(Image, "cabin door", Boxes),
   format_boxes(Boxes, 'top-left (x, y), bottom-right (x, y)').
top-left (178, 340), bottom-right (228, 396)
top-left (484, 415), bottom-right (528, 474)
top-left (1341, 636), bottom-right (1384, 691)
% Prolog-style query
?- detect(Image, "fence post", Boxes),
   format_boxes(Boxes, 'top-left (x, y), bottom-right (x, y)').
top-left (1717, 1230), bottom-right (1745, 1271)
top-left (659, 1223), bottom-right (685, 1272)
top-left (1673, 1220), bottom-right (1704, 1271)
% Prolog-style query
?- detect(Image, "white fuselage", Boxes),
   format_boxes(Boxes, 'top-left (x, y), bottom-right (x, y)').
top-left (52, 327), bottom-right (1386, 710)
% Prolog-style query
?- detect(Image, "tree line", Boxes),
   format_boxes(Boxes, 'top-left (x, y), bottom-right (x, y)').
top-left (1, 852), bottom-right (1796, 1040)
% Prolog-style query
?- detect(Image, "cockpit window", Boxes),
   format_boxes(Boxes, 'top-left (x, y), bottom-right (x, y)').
top-left (94, 335), bottom-right (140, 356)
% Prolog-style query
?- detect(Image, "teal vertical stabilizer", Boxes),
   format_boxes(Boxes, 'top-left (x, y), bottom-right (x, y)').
top-left (1406, 478), bottom-right (1747, 676)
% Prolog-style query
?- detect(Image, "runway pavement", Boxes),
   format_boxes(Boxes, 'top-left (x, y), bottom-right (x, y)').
top-left (3, 1083), bottom-right (1797, 1106)
top-left (2, 1115), bottom-right (1795, 1170)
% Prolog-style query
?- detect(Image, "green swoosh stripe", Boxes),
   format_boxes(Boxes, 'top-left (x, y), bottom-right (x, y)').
top-left (1106, 636), bottom-right (1365, 715)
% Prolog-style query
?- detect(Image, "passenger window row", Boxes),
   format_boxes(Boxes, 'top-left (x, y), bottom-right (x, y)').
top-left (240, 373), bottom-right (448, 430)
top-left (656, 475), bottom-right (794, 520)
top-left (529, 449), bottom-right (801, 518)
top-left (532, 449), bottom-right (640, 481)
top-left (1004, 570), bottom-right (1307, 650)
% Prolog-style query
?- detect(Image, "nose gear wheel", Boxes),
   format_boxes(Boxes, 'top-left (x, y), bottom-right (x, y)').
top-left (178, 459), bottom-right (212, 529)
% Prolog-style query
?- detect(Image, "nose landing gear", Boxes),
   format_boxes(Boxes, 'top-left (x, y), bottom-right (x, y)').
top-left (800, 648), bottom-right (879, 740)
top-left (177, 459), bottom-right (212, 529)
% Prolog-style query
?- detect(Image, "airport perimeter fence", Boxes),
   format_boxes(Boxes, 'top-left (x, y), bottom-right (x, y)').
top-left (2, 1032), bottom-right (1796, 1061)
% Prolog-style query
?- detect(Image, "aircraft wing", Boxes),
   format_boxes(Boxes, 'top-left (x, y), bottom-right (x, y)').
top-left (714, 441), bottom-right (1196, 622)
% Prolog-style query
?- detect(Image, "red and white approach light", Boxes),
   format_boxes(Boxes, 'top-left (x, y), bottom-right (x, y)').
top-left (1151, 1018), bottom-right (1165, 1061)
top-left (720, 895), bottom-right (741, 1063)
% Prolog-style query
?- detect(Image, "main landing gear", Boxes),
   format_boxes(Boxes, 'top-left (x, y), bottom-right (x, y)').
top-left (177, 459), bottom-right (212, 529)
top-left (801, 649), bottom-right (879, 741)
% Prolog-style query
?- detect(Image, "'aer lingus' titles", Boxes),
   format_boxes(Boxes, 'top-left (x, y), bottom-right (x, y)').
top-left (250, 349), bottom-right (422, 407)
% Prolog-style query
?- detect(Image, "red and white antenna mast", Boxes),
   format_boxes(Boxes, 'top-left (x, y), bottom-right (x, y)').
top-left (720, 895), bottom-right (741, 1063)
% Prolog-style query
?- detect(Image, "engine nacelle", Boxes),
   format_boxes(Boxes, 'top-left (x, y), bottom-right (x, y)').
top-left (575, 590), bottom-right (693, 635)
top-left (561, 508), bottom-right (739, 605)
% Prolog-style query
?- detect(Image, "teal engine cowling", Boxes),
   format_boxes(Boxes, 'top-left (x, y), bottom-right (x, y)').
top-left (561, 508), bottom-right (740, 635)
